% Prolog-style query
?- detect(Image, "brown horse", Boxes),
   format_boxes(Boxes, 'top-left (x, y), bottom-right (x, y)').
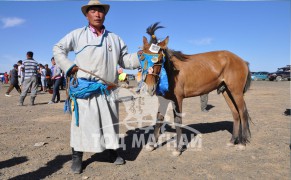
top-left (140, 23), bottom-right (252, 156)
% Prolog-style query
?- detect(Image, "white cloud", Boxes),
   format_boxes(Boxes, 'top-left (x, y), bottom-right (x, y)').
top-left (1, 17), bottom-right (26, 28)
top-left (188, 37), bottom-right (214, 46)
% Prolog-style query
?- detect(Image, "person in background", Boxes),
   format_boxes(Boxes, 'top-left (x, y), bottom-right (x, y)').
top-left (135, 66), bottom-right (142, 93)
top-left (17, 60), bottom-right (24, 88)
top-left (200, 93), bottom-right (209, 112)
top-left (118, 67), bottom-right (129, 87)
top-left (4, 72), bottom-right (9, 84)
top-left (18, 51), bottom-right (39, 106)
top-left (5, 64), bottom-right (21, 97)
top-left (53, 0), bottom-right (141, 174)
top-left (37, 65), bottom-right (42, 91)
top-left (48, 57), bottom-right (61, 104)
top-left (62, 72), bottom-right (66, 90)
top-left (60, 70), bottom-right (65, 90)
top-left (39, 64), bottom-right (47, 92)
top-left (45, 64), bottom-right (52, 90)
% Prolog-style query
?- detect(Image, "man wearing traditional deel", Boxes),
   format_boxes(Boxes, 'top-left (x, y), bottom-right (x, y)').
top-left (53, 0), bottom-right (140, 174)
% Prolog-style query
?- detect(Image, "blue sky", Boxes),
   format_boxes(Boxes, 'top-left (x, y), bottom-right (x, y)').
top-left (0, 0), bottom-right (290, 74)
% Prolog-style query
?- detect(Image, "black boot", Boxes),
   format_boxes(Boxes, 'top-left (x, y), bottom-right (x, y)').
top-left (18, 96), bottom-right (25, 106)
top-left (71, 148), bottom-right (83, 174)
top-left (108, 149), bottom-right (125, 165)
top-left (30, 96), bottom-right (36, 106)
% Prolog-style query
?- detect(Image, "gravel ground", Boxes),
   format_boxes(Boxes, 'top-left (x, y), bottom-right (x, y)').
top-left (0, 80), bottom-right (289, 179)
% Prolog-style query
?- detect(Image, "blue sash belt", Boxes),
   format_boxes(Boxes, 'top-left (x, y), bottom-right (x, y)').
top-left (64, 78), bottom-right (109, 126)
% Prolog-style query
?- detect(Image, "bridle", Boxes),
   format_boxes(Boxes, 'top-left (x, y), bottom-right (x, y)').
top-left (138, 50), bottom-right (165, 84)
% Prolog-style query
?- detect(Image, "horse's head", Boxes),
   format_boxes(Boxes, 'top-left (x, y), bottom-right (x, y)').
top-left (139, 23), bottom-right (169, 96)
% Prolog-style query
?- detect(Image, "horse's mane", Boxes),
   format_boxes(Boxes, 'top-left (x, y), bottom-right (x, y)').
top-left (146, 22), bottom-right (164, 44)
top-left (166, 49), bottom-right (188, 61)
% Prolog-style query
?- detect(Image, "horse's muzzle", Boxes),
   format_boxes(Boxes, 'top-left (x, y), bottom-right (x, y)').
top-left (146, 84), bottom-right (156, 96)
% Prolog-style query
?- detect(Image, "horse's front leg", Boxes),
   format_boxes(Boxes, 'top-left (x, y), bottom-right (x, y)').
top-left (146, 96), bottom-right (169, 151)
top-left (146, 112), bottom-right (164, 151)
top-left (172, 98), bottom-right (184, 156)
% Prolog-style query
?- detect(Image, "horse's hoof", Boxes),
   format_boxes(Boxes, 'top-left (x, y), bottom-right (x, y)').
top-left (236, 144), bottom-right (246, 151)
top-left (171, 150), bottom-right (182, 157)
top-left (145, 145), bottom-right (155, 152)
top-left (226, 142), bottom-right (235, 147)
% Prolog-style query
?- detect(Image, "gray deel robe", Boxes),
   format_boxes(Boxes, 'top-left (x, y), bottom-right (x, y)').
top-left (53, 26), bottom-right (140, 152)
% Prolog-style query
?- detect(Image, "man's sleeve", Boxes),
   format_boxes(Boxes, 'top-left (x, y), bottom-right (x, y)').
top-left (53, 32), bottom-right (76, 76)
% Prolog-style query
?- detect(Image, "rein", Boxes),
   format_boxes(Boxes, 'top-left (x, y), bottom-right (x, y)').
top-left (150, 63), bottom-right (162, 77)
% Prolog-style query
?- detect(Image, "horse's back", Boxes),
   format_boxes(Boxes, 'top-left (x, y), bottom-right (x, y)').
top-left (186, 50), bottom-right (249, 76)
top-left (173, 50), bottom-right (249, 97)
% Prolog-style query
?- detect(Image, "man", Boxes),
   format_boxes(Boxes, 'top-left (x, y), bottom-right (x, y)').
top-left (44, 64), bottom-right (52, 90)
top-left (48, 57), bottom-right (61, 104)
top-left (53, 0), bottom-right (140, 174)
top-left (5, 64), bottom-right (21, 97)
top-left (17, 60), bottom-right (24, 88)
top-left (18, 51), bottom-right (39, 106)
top-left (39, 64), bottom-right (47, 92)
top-left (4, 72), bottom-right (9, 84)
top-left (135, 66), bottom-right (142, 93)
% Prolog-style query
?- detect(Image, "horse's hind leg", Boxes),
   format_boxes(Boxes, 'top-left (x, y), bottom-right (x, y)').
top-left (230, 93), bottom-right (251, 146)
top-left (222, 91), bottom-right (240, 145)
top-left (237, 98), bottom-right (251, 145)
top-left (223, 91), bottom-right (251, 147)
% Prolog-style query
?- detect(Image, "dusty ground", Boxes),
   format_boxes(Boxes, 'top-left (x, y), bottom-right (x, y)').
top-left (0, 80), bottom-right (289, 180)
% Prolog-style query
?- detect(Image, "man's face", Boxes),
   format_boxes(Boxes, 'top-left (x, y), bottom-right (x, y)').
top-left (86, 6), bottom-right (105, 29)
top-left (51, 59), bottom-right (56, 65)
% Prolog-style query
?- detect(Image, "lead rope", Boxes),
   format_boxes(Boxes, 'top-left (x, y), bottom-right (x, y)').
top-left (78, 67), bottom-right (119, 88)
top-left (66, 68), bottom-right (141, 103)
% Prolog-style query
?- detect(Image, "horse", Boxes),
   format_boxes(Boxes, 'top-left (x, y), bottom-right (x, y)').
top-left (139, 22), bottom-right (252, 156)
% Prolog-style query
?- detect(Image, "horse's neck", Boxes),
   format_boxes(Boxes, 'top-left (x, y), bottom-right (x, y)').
top-left (169, 56), bottom-right (184, 71)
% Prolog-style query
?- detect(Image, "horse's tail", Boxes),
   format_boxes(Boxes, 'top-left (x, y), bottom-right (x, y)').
top-left (243, 61), bottom-right (251, 94)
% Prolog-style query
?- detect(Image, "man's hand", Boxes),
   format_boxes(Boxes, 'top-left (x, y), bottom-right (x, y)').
top-left (68, 66), bottom-right (79, 76)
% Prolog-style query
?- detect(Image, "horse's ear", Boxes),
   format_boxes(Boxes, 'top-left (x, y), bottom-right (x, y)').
top-left (159, 36), bottom-right (169, 49)
top-left (143, 36), bottom-right (149, 46)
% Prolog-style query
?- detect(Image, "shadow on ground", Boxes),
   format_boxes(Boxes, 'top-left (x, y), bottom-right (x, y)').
top-left (9, 155), bottom-right (71, 180)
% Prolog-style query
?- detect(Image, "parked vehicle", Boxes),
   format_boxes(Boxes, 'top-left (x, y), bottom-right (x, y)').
top-left (0, 73), bottom-right (4, 83)
top-left (251, 71), bottom-right (269, 81)
top-left (268, 65), bottom-right (291, 81)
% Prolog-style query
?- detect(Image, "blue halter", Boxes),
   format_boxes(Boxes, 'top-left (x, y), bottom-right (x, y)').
top-left (138, 52), bottom-right (169, 95)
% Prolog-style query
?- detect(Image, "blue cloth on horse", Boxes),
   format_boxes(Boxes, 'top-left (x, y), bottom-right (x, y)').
top-left (138, 53), bottom-right (169, 95)
top-left (139, 53), bottom-right (158, 77)
top-left (64, 78), bottom-right (109, 126)
top-left (156, 66), bottom-right (169, 96)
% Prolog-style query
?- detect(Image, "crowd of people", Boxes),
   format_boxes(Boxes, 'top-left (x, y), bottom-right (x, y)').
top-left (3, 51), bottom-right (66, 105)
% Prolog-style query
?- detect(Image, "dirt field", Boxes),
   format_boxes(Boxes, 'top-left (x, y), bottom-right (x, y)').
top-left (0, 80), bottom-right (289, 179)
